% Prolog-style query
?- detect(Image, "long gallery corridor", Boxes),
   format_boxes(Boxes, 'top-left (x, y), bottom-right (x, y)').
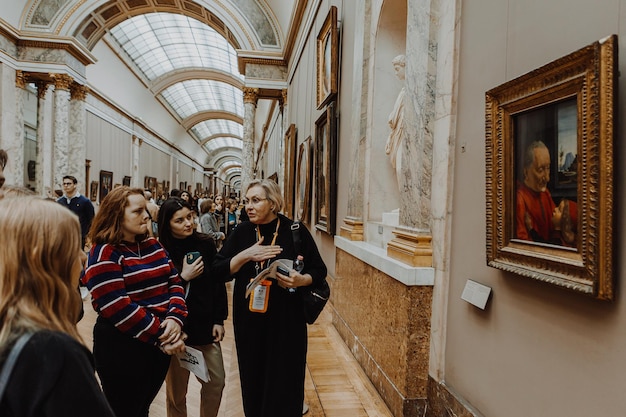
top-left (77, 282), bottom-right (394, 417)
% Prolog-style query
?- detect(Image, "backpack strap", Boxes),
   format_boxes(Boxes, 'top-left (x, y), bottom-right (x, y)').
top-left (0, 332), bottom-right (34, 402)
top-left (290, 221), bottom-right (302, 256)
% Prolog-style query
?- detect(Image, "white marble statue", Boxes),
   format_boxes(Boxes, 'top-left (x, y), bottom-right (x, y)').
top-left (385, 54), bottom-right (406, 190)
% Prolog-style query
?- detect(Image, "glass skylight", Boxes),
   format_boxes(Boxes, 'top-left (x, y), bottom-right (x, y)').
top-left (192, 120), bottom-right (243, 141)
top-left (202, 136), bottom-right (243, 153)
top-left (161, 80), bottom-right (244, 120)
top-left (109, 13), bottom-right (242, 81)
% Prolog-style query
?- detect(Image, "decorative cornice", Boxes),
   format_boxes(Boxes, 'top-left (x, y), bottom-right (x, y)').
top-left (18, 38), bottom-right (95, 66)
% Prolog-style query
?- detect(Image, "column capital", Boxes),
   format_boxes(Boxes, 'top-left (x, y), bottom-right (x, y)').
top-left (35, 81), bottom-right (50, 99)
top-left (243, 87), bottom-right (259, 104)
top-left (70, 83), bottom-right (89, 101)
top-left (15, 70), bottom-right (26, 89)
top-left (50, 73), bottom-right (73, 91)
top-left (281, 89), bottom-right (288, 106)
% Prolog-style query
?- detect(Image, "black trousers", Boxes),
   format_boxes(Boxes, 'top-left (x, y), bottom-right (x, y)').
top-left (93, 317), bottom-right (170, 417)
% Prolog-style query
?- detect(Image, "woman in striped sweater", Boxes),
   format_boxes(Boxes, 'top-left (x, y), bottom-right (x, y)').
top-left (82, 186), bottom-right (188, 417)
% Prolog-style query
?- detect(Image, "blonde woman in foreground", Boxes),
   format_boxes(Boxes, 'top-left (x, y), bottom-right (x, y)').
top-left (0, 196), bottom-right (114, 417)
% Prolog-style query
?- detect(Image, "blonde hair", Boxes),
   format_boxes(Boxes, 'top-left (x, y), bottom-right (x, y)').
top-left (0, 197), bottom-right (83, 347)
top-left (246, 179), bottom-right (284, 215)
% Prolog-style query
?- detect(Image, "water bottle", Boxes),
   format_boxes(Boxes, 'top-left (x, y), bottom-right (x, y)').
top-left (290, 255), bottom-right (304, 293)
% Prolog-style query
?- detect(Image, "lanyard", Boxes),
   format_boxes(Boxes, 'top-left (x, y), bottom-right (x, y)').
top-left (255, 217), bottom-right (280, 271)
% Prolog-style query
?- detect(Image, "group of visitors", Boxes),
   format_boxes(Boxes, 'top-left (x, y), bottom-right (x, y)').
top-left (0, 148), bottom-right (325, 417)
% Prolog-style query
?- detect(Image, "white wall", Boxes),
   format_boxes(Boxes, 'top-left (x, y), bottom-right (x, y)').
top-left (447, 0), bottom-right (626, 415)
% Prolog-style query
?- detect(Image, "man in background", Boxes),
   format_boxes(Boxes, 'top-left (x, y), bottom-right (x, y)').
top-left (145, 189), bottom-right (160, 237)
top-left (0, 149), bottom-right (7, 198)
top-left (57, 175), bottom-right (95, 249)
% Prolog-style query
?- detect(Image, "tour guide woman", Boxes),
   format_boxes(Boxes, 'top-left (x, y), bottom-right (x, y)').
top-left (212, 179), bottom-right (327, 417)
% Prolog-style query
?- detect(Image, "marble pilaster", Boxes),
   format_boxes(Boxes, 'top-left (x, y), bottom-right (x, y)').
top-left (242, 87), bottom-right (258, 192)
top-left (12, 71), bottom-right (26, 186)
top-left (401, 0), bottom-right (436, 232)
top-left (51, 73), bottom-right (72, 192)
top-left (132, 136), bottom-right (141, 189)
top-left (279, 89), bottom-right (288, 198)
top-left (341, 0), bottom-right (371, 241)
top-left (69, 83), bottom-right (88, 192)
top-left (0, 65), bottom-right (19, 185)
top-left (35, 81), bottom-right (53, 197)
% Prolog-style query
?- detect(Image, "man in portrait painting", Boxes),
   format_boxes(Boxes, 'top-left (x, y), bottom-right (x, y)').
top-left (515, 141), bottom-right (557, 242)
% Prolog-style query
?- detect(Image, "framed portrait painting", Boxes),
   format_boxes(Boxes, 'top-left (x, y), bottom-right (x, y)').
top-left (316, 6), bottom-right (338, 109)
top-left (90, 181), bottom-right (98, 202)
top-left (314, 102), bottom-right (337, 235)
top-left (99, 170), bottom-right (113, 204)
top-left (485, 35), bottom-right (616, 300)
top-left (123, 176), bottom-right (131, 186)
top-left (284, 124), bottom-right (297, 218)
top-left (295, 136), bottom-right (312, 225)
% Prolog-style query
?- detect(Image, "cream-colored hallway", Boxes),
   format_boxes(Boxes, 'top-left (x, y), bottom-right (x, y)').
top-left (77, 282), bottom-right (393, 417)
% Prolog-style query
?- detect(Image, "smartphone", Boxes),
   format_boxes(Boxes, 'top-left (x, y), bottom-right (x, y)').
top-left (276, 265), bottom-right (290, 276)
top-left (185, 251), bottom-right (202, 264)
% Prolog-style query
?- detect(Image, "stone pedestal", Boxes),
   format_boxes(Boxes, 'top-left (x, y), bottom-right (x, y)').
top-left (340, 216), bottom-right (364, 241)
top-left (387, 229), bottom-right (433, 267)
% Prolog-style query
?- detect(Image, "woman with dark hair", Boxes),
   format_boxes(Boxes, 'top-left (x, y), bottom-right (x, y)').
top-left (158, 197), bottom-right (227, 417)
top-left (82, 186), bottom-right (188, 417)
top-left (212, 179), bottom-right (327, 417)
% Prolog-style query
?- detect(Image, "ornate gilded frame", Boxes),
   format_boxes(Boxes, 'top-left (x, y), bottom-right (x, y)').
top-left (316, 6), bottom-right (338, 109)
top-left (295, 136), bottom-right (312, 225)
top-left (284, 124), bottom-right (297, 218)
top-left (485, 35), bottom-right (616, 300)
top-left (99, 170), bottom-right (113, 204)
top-left (315, 102), bottom-right (337, 235)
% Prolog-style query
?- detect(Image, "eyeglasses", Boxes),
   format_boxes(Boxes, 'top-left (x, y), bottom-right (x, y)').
top-left (242, 197), bottom-right (268, 206)
top-left (62, 182), bottom-right (74, 186)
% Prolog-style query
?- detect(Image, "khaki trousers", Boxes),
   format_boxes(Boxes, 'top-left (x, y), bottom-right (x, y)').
top-left (165, 342), bottom-right (226, 417)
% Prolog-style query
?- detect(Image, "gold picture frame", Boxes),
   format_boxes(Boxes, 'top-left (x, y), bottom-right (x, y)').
top-left (314, 102), bottom-right (337, 235)
top-left (295, 136), bottom-right (312, 225)
top-left (485, 35), bottom-right (617, 300)
top-left (99, 170), bottom-right (112, 204)
top-left (284, 124), bottom-right (297, 218)
top-left (316, 6), bottom-right (338, 109)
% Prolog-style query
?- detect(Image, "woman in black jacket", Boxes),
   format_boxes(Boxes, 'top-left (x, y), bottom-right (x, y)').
top-left (158, 197), bottom-right (227, 417)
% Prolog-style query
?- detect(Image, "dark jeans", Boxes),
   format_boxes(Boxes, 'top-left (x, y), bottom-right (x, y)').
top-left (93, 317), bottom-right (170, 417)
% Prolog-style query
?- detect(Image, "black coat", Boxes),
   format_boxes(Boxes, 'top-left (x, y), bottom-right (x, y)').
top-left (163, 234), bottom-right (227, 346)
top-left (212, 214), bottom-right (327, 417)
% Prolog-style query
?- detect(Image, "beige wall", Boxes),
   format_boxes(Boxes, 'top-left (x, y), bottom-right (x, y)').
top-left (448, 0), bottom-right (626, 415)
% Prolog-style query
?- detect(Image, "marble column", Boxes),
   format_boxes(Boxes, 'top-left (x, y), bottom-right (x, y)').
top-left (51, 73), bottom-right (72, 192)
top-left (12, 71), bottom-right (26, 186)
top-left (132, 135), bottom-right (141, 188)
top-left (340, 0), bottom-right (372, 241)
top-left (401, 1), bottom-right (435, 231)
top-left (0, 65), bottom-right (16, 184)
top-left (242, 87), bottom-right (258, 193)
top-left (70, 83), bottom-right (88, 193)
top-left (279, 89), bottom-right (288, 198)
top-left (35, 81), bottom-right (53, 197)
top-left (385, 0), bottom-right (436, 266)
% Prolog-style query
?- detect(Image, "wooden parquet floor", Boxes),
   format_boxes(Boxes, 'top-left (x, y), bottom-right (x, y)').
top-left (77, 282), bottom-right (394, 417)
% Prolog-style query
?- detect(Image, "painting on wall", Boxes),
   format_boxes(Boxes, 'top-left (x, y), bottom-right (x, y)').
top-left (90, 181), bottom-right (98, 202)
top-left (284, 124), bottom-right (297, 218)
top-left (99, 171), bottom-right (113, 204)
top-left (316, 6), bottom-right (338, 109)
top-left (123, 176), bottom-right (131, 186)
top-left (295, 136), bottom-right (312, 225)
top-left (485, 35), bottom-right (616, 300)
top-left (314, 102), bottom-right (337, 235)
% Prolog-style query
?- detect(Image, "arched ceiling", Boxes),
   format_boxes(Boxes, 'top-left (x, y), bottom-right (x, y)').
top-left (19, 0), bottom-right (297, 185)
